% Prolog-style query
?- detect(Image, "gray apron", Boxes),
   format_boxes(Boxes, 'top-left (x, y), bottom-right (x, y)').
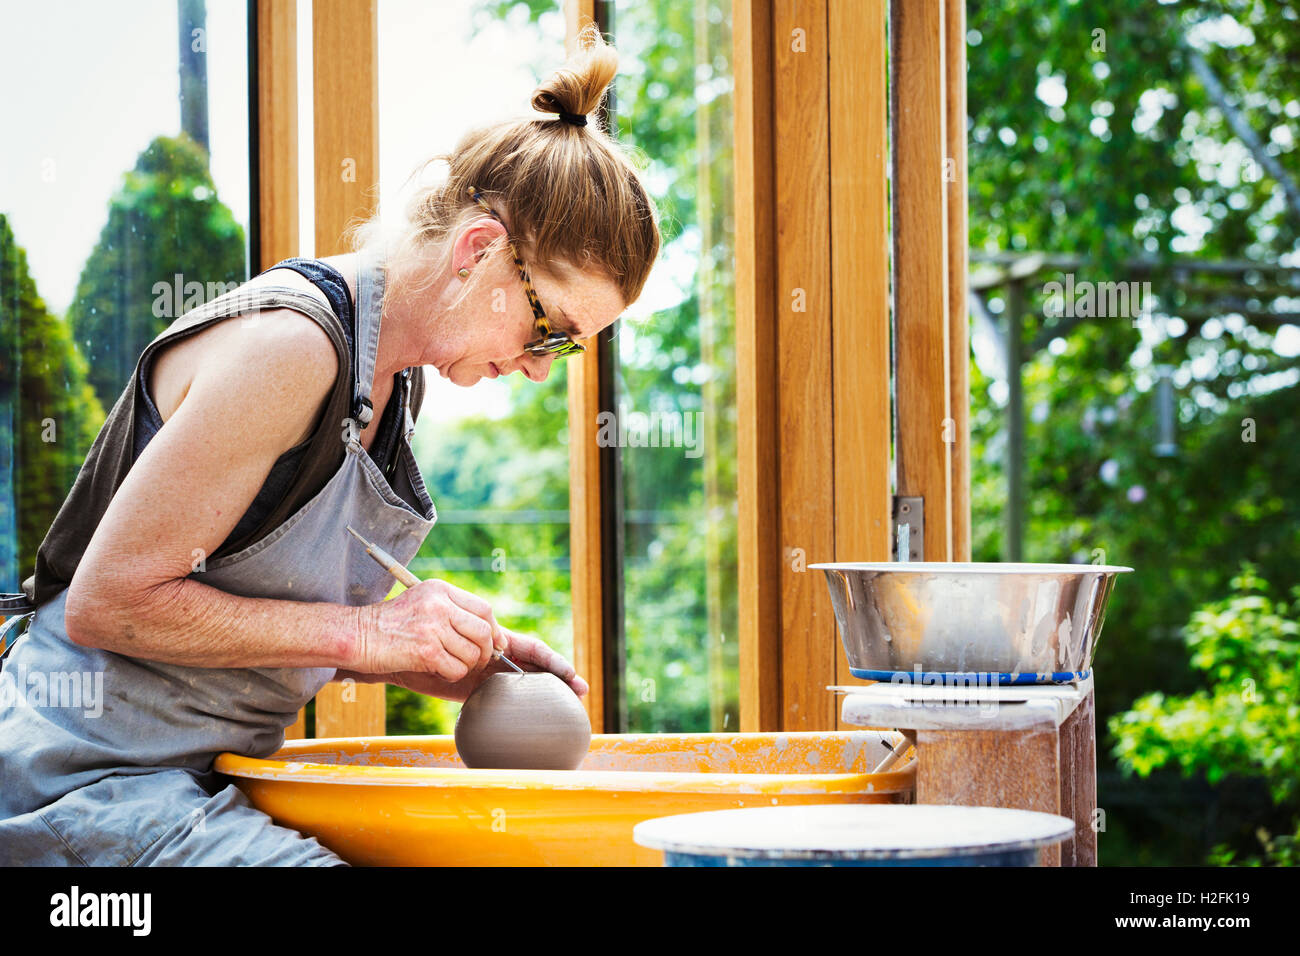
top-left (0, 249), bottom-right (436, 865)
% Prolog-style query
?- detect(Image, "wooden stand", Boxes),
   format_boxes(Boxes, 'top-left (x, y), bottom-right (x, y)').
top-left (835, 677), bottom-right (1097, 867)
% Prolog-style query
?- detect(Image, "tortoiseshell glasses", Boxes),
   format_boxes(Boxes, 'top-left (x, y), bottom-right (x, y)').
top-left (467, 186), bottom-right (585, 358)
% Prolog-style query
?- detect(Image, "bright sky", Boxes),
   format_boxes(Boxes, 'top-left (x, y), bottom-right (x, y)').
top-left (0, 0), bottom-right (689, 424)
top-left (0, 0), bottom-right (250, 314)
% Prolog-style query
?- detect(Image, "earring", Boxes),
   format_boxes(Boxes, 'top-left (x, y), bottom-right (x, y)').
top-left (458, 267), bottom-right (470, 279)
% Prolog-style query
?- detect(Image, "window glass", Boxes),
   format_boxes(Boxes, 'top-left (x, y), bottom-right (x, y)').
top-left (608, 0), bottom-right (738, 731)
top-left (379, 0), bottom-right (572, 733)
top-left (0, 0), bottom-right (251, 593)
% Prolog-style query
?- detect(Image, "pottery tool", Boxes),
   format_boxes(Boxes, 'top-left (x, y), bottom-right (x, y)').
top-left (346, 525), bottom-right (524, 673)
top-left (871, 733), bottom-right (916, 774)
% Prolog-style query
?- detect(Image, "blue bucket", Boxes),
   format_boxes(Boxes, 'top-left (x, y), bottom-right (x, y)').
top-left (634, 804), bottom-right (1075, 867)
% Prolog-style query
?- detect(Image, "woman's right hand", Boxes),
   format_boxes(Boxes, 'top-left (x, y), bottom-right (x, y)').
top-left (354, 580), bottom-right (508, 682)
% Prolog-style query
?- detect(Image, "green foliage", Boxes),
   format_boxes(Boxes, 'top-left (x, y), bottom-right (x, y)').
top-left (968, 0), bottom-right (1299, 266)
top-left (967, 0), bottom-right (1300, 863)
top-left (411, 368), bottom-right (574, 651)
top-left (66, 133), bottom-right (246, 409)
top-left (0, 215), bottom-right (105, 586)
top-left (1209, 823), bottom-right (1299, 867)
top-left (387, 681), bottom-right (460, 736)
top-left (606, 0), bottom-right (738, 731)
top-left (390, 368), bottom-right (576, 733)
top-left (1109, 564), bottom-right (1300, 864)
top-left (2, 133), bottom-right (247, 591)
top-left (970, 330), bottom-right (1300, 728)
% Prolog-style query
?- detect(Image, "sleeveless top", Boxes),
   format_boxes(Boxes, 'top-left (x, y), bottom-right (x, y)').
top-left (132, 259), bottom-right (406, 556)
top-left (4, 257), bottom-right (426, 613)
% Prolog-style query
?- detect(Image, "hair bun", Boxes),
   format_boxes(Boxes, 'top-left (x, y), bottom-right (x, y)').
top-left (531, 22), bottom-right (617, 123)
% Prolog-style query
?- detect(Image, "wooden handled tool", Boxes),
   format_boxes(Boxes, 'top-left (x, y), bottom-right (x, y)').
top-left (871, 732), bottom-right (917, 774)
top-left (346, 525), bottom-right (524, 673)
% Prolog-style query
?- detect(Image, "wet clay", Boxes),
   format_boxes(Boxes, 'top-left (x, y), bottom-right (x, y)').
top-left (454, 672), bottom-right (592, 770)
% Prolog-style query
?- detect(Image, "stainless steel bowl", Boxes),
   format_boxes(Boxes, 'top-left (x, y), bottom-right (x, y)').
top-left (809, 562), bottom-right (1133, 684)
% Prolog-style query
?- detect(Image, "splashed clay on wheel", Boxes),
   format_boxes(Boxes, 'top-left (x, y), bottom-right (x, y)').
top-left (454, 672), bottom-right (592, 770)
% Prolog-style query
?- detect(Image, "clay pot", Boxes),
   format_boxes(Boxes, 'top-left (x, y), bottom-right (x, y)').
top-left (454, 672), bottom-right (592, 770)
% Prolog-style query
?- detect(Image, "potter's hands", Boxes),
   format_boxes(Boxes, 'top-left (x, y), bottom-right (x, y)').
top-left (494, 626), bottom-right (589, 698)
top-left (354, 579), bottom-right (507, 683)
top-left (385, 626), bottom-right (589, 704)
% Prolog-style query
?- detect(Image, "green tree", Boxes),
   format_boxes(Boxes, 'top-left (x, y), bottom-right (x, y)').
top-left (387, 370), bottom-right (573, 735)
top-left (66, 133), bottom-right (246, 409)
top-left (1109, 563), bottom-right (1300, 865)
top-left (967, 0), bottom-right (1300, 862)
top-left (0, 214), bottom-right (105, 588)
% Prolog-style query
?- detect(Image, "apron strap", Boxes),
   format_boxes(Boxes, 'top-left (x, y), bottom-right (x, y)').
top-left (401, 367), bottom-right (416, 443)
top-left (137, 285), bottom-right (350, 399)
top-left (352, 247), bottom-right (385, 432)
top-left (352, 252), bottom-right (421, 444)
top-left (0, 607), bottom-right (34, 663)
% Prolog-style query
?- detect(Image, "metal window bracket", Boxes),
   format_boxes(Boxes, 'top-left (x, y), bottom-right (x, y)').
top-left (891, 496), bottom-right (924, 562)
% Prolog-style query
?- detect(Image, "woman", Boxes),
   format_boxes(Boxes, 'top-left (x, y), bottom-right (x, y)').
top-left (0, 26), bottom-right (659, 865)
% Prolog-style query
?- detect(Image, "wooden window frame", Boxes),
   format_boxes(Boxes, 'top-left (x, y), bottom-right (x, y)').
top-left (732, 0), bottom-right (971, 732)
top-left (570, 0), bottom-right (971, 734)
top-left (254, 0), bottom-right (387, 738)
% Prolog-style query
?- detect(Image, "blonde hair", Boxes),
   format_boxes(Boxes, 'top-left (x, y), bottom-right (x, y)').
top-left (349, 23), bottom-right (660, 311)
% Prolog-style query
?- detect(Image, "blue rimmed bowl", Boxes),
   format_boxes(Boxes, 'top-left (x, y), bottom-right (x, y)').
top-left (809, 562), bottom-right (1132, 685)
